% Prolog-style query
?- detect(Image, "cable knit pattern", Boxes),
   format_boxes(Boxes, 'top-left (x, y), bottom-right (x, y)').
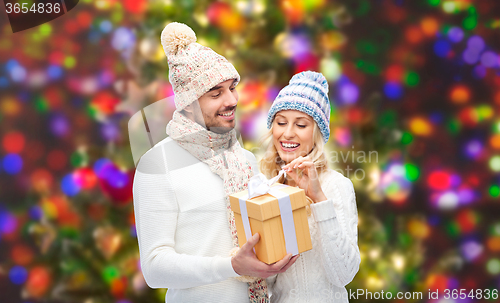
top-left (132, 137), bottom-right (261, 303)
top-left (266, 169), bottom-right (360, 303)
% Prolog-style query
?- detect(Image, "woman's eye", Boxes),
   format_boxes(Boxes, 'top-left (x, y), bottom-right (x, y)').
top-left (297, 125), bottom-right (306, 128)
top-left (277, 122), bottom-right (286, 126)
top-left (230, 86), bottom-right (236, 91)
top-left (212, 93), bottom-right (221, 98)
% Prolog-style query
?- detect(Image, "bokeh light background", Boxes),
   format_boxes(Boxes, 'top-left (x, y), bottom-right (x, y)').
top-left (1, 0), bottom-right (500, 302)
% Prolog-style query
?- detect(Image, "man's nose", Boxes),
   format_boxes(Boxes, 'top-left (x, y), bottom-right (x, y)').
top-left (223, 89), bottom-right (238, 107)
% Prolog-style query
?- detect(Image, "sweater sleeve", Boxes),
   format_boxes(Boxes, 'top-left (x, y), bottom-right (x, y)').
top-left (132, 146), bottom-right (239, 290)
top-left (308, 174), bottom-right (361, 287)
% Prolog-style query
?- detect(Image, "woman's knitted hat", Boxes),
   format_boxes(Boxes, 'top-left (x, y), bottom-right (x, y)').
top-left (160, 22), bottom-right (240, 110)
top-left (267, 71), bottom-right (331, 143)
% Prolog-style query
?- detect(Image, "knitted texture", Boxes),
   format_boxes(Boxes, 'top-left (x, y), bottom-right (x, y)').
top-left (267, 169), bottom-right (360, 302)
top-left (166, 111), bottom-right (269, 303)
top-left (133, 137), bottom-right (258, 302)
top-left (161, 22), bottom-right (240, 110)
top-left (267, 71), bottom-right (331, 143)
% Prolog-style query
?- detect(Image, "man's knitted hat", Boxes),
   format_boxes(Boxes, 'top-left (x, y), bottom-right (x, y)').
top-left (160, 22), bottom-right (240, 110)
top-left (267, 71), bottom-right (331, 143)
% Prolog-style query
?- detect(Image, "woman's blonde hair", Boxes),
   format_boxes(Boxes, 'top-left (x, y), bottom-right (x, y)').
top-left (259, 118), bottom-right (329, 184)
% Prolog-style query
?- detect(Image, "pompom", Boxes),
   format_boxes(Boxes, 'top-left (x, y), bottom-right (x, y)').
top-left (161, 22), bottom-right (197, 55)
top-left (290, 71), bottom-right (328, 92)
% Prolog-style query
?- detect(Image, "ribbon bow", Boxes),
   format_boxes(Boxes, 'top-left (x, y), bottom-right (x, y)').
top-left (247, 169), bottom-right (287, 199)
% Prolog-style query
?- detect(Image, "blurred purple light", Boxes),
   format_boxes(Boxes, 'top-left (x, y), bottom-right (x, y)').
top-left (473, 64), bottom-right (487, 79)
top-left (450, 174), bottom-right (462, 187)
top-left (465, 139), bottom-right (483, 159)
top-left (467, 35), bottom-right (485, 52)
top-left (111, 27), bottom-right (136, 52)
top-left (461, 240), bottom-right (483, 261)
top-left (448, 26), bottom-right (464, 43)
top-left (339, 83), bottom-right (359, 104)
top-left (102, 122), bottom-right (120, 141)
top-left (480, 51), bottom-right (498, 68)
top-left (458, 188), bottom-right (475, 205)
top-left (288, 34), bottom-right (311, 60)
top-left (29, 206), bottom-right (43, 220)
top-left (94, 158), bottom-right (113, 176)
top-left (463, 49), bottom-right (480, 65)
top-left (266, 86), bottom-right (280, 101)
top-left (10, 65), bottom-right (27, 82)
top-left (0, 211), bottom-right (17, 234)
top-left (50, 114), bottom-right (70, 137)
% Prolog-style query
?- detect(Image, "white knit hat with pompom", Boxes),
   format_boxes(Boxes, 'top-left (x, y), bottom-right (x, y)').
top-left (160, 22), bottom-right (240, 110)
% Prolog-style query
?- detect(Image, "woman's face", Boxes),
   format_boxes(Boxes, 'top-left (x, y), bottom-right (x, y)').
top-left (272, 110), bottom-right (315, 164)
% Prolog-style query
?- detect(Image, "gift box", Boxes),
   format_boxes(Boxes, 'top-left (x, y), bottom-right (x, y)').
top-left (229, 183), bottom-right (313, 264)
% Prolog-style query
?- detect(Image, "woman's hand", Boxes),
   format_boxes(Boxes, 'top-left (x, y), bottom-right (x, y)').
top-left (283, 156), bottom-right (327, 203)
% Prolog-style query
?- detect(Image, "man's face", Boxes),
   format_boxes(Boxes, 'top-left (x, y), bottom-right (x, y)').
top-left (192, 79), bottom-right (239, 134)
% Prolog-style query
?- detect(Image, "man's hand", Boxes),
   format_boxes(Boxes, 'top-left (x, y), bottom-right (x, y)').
top-left (231, 233), bottom-right (300, 279)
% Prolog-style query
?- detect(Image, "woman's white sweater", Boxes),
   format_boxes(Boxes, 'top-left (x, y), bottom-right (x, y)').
top-left (266, 169), bottom-right (361, 303)
top-left (132, 137), bottom-right (259, 303)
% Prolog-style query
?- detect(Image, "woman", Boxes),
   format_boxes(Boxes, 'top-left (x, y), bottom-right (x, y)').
top-left (259, 71), bottom-right (360, 302)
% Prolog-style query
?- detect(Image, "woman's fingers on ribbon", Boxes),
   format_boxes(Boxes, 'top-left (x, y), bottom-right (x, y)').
top-left (284, 156), bottom-right (310, 171)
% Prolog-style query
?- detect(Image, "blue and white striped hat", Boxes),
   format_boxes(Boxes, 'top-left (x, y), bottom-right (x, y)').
top-left (267, 71), bottom-right (331, 143)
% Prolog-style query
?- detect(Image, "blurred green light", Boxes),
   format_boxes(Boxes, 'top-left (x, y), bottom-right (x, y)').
top-left (447, 118), bottom-right (461, 135)
top-left (351, 0), bottom-right (371, 16)
top-left (70, 151), bottom-right (88, 167)
top-left (356, 60), bottom-right (381, 75)
top-left (428, 0), bottom-right (441, 6)
top-left (405, 71), bottom-right (420, 87)
top-left (34, 96), bottom-right (48, 113)
top-left (320, 58), bottom-right (341, 81)
top-left (39, 24), bottom-right (52, 36)
top-left (64, 56), bottom-right (76, 69)
top-left (489, 185), bottom-right (500, 197)
top-left (401, 132), bottom-right (413, 145)
top-left (356, 40), bottom-right (378, 55)
top-left (442, 1), bottom-right (457, 14)
top-left (405, 163), bottom-right (420, 181)
top-left (486, 259), bottom-right (500, 275)
top-left (489, 156), bottom-right (500, 172)
top-left (102, 266), bottom-right (120, 284)
top-left (477, 105), bottom-right (493, 121)
top-left (399, 232), bottom-right (412, 247)
top-left (463, 16), bottom-right (477, 30)
top-left (378, 110), bottom-right (397, 127)
top-left (446, 221), bottom-right (460, 237)
top-left (493, 121), bottom-right (500, 133)
top-left (491, 223), bottom-right (500, 236)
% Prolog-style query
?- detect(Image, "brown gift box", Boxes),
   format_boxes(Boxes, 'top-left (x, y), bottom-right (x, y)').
top-left (229, 184), bottom-right (313, 264)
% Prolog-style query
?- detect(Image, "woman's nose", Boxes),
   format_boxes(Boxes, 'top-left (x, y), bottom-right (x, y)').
top-left (283, 125), bottom-right (295, 139)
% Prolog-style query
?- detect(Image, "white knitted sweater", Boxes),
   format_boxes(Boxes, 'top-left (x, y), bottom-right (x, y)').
top-left (266, 169), bottom-right (361, 303)
top-left (132, 137), bottom-right (259, 303)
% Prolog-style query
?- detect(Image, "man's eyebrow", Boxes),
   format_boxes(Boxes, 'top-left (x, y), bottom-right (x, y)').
top-left (208, 85), bottom-right (222, 92)
top-left (207, 80), bottom-right (238, 92)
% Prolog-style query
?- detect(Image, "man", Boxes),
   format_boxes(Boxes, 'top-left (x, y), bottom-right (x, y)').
top-left (132, 22), bottom-right (297, 303)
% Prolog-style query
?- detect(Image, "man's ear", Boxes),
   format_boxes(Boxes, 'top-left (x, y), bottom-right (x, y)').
top-left (182, 103), bottom-right (194, 114)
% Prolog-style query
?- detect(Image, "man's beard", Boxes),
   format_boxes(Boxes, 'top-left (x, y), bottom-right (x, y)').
top-left (198, 106), bottom-right (236, 134)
